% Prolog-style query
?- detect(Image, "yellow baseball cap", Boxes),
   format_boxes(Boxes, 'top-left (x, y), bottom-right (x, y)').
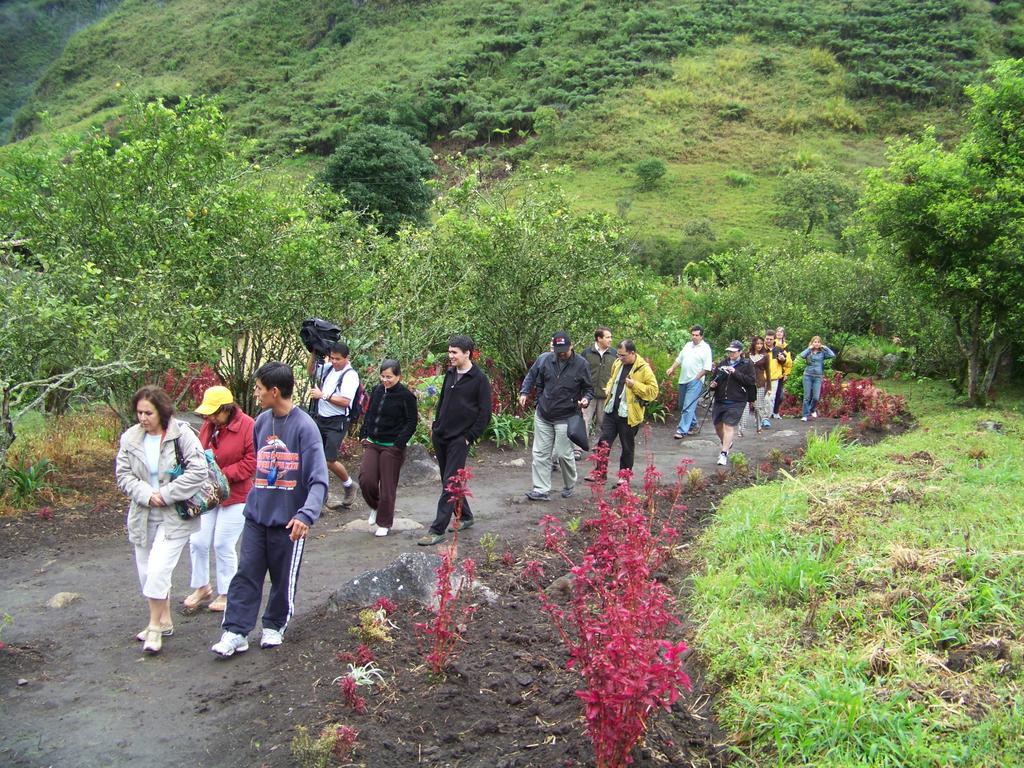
top-left (195, 385), bottom-right (234, 415)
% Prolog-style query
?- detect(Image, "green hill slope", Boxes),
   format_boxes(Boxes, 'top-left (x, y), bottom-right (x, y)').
top-left (0, 0), bottom-right (122, 141)
top-left (7, 0), bottom-right (1024, 259)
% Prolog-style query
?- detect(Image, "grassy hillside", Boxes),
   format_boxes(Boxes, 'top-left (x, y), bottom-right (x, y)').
top-left (0, 0), bottom-right (121, 141)
top-left (7, 0), bottom-right (1024, 258)
top-left (691, 381), bottom-right (1024, 765)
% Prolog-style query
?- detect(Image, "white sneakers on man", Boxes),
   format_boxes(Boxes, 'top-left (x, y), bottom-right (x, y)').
top-left (367, 510), bottom-right (377, 528)
top-left (374, 527), bottom-right (389, 537)
top-left (211, 631), bottom-right (249, 657)
top-left (260, 628), bottom-right (284, 648)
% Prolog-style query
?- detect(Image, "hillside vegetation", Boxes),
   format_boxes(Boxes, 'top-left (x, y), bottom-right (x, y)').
top-left (0, 0), bottom-right (121, 141)
top-left (7, 1), bottom-right (1023, 250)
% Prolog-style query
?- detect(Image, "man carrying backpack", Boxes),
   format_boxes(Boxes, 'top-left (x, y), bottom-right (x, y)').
top-left (307, 342), bottom-right (360, 508)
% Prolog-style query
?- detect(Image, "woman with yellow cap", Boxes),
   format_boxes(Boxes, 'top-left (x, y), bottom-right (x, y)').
top-left (182, 386), bottom-right (256, 613)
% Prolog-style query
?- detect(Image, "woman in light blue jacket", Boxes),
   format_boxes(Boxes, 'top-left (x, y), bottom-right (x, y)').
top-left (799, 336), bottom-right (836, 421)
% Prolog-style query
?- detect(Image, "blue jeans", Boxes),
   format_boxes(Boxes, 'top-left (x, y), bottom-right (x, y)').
top-left (802, 374), bottom-right (822, 417)
top-left (676, 378), bottom-right (704, 434)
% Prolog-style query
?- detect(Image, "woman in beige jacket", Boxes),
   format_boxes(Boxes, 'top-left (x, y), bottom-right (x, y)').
top-left (115, 386), bottom-right (207, 654)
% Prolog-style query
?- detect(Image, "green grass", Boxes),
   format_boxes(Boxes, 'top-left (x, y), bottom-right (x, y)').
top-left (543, 40), bottom-right (958, 249)
top-left (690, 380), bottom-right (1024, 766)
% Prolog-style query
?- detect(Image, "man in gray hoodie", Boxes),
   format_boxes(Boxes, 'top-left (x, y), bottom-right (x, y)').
top-left (211, 361), bottom-right (328, 658)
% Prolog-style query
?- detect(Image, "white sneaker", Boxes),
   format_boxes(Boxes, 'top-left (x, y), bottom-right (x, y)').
top-left (811, 411), bottom-right (818, 418)
top-left (716, 452), bottom-right (728, 466)
top-left (374, 526), bottom-right (389, 537)
top-left (367, 509), bottom-right (377, 527)
top-left (211, 631), bottom-right (248, 657)
top-left (772, 413), bottom-right (781, 419)
top-left (801, 416), bottom-right (808, 422)
top-left (260, 627), bottom-right (284, 648)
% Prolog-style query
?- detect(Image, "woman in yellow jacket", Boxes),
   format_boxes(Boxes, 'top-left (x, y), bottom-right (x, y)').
top-left (765, 329), bottom-right (792, 421)
top-left (585, 339), bottom-right (659, 486)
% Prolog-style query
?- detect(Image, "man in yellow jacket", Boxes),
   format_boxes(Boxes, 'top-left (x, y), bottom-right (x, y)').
top-left (585, 339), bottom-right (659, 485)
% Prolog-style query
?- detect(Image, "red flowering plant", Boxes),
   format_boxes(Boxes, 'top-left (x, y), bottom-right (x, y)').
top-left (161, 364), bottom-right (221, 408)
top-left (528, 459), bottom-right (694, 768)
top-left (415, 468), bottom-right (478, 676)
top-left (781, 374), bottom-right (906, 427)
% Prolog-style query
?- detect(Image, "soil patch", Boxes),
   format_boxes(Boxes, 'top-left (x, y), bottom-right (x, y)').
top-left (216, 483), bottom-right (734, 767)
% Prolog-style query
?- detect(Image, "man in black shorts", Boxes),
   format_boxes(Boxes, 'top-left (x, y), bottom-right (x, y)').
top-left (307, 342), bottom-right (359, 507)
top-left (710, 340), bottom-right (755, 466)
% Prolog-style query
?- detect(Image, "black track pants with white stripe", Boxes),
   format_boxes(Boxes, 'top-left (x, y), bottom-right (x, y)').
top-left (222, 518), bottom-right (305, 635)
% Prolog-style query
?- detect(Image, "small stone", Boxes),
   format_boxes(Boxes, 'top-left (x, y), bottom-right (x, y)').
top-left (17, 678), bottom-right (28, 686)
top-left (514, 672), bottom-right (535, 686)
top-left (503, 458), bottom-right (526, 467)
top-left (46, 592), bottom-right (81, 609)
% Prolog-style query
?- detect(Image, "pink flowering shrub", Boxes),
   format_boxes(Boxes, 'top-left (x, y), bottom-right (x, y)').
top-left (415, 468), bottom-right (478, 675)
top-left (781, 374), bottom-right (906, 427)
top-left (528, 460), bottom-right (694, 768)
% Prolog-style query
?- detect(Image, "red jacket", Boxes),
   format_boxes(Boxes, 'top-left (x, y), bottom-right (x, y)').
top-left (198, 409), bottom-right (256, 506)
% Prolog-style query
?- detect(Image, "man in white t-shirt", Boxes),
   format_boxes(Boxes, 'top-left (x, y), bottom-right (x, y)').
top-left (307, 342), bottom-right (360, 507)
top-left (665, 325), bottom-right (713, 438)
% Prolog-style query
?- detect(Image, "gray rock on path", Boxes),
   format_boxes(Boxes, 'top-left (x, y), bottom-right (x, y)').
top-left (340, 516), bottom-right (423, 532)
top-left (330, 552), bottom-right (443, 609)
top-left (46, 592), bottom-right (80, 608)
top-left (330, 552), bottom-right (494, 611)
top-left (398, 443), bottom-right (441, 486)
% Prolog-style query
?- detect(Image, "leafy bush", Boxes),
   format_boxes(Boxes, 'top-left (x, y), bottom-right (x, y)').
top-left (724, 170), bottom-right (753, 187)
top-left (484, 413), bottom-right (533, 449)
top-left (634, 157), bottom-right (667, 191)
top-left (320, 124), bottom-right (435, 234)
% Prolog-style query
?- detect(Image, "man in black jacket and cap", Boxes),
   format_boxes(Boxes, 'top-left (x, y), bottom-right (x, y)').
top-left (518, 331), bottom-right (593, 501)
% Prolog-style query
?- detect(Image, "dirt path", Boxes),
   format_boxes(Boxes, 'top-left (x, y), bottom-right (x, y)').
top-left (0, 417), bottom-right (824, 767)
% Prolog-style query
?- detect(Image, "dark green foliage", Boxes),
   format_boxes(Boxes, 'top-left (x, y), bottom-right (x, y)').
top-left (319, 125), bottom-right (435, 234)
top-left (634, 158), bottom-right (666, 191)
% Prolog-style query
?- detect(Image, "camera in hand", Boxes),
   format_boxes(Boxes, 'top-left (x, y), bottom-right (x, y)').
top-left (709, 365), bottom-right (730, 390)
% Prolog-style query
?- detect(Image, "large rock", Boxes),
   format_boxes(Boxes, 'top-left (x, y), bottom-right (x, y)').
top-left (330, 552), bottom-right (443, 609)
top-left (398, 443), bottom-right (440, 486)
top-left (329, 552), bottom-right (496, 611)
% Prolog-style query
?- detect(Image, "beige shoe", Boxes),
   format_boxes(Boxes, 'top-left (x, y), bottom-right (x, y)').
top-left (142, 627), bottom-right (163, 654)
top-left (136, 623), bottom-right (174, 641)
top-left (208, 595), bottom-right (227, 612)
top-left (182, 585), bottom-right (214, 611)
top-left (340, 483), bottom-right (358, 508)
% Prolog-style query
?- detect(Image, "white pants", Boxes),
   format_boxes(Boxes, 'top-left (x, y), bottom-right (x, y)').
top-left (188, 502), bottom-right (245, 594)
top-left (134, 518), bottom-right (190, 600)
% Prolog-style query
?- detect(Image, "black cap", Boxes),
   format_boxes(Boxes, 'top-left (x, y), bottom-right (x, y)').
top-left (726, 339), bottom-right (743, 352)
top-left (552, 331), bottom-right (571, 350)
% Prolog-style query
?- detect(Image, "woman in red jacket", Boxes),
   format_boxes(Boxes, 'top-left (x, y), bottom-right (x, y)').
top-left (183, 386), bottom-right (256, 613)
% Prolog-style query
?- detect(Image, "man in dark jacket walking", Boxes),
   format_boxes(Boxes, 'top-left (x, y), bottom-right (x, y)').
top-left (710, 340), bottom-right (756, 467)
top-left (518, 331), bottom-right (593, 501)
top-left (418, 335), bottom-right (492, 546)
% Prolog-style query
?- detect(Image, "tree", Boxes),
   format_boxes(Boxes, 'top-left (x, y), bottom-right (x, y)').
top-left (433, 176), bottom-right (652, 382)
top-left (0, 96), bottom-right (366, 429)
top-left (693, 246), bottom-right (895, 357)
top-left (861, 60), bottom-right (1024, 404)
top-left (320, 124), bottom-right (435, 234)
top-left (773, 168), bottom-right (858, 238)
top-left (634, 158), bottom-right (666, 191)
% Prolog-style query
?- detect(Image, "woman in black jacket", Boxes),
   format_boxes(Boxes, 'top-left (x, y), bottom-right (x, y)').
top-left (358, 359), bottom-right (419, 537)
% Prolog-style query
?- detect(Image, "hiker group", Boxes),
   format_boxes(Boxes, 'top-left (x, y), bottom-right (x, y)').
top-left (115, 327), bottom-right (833, 657)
